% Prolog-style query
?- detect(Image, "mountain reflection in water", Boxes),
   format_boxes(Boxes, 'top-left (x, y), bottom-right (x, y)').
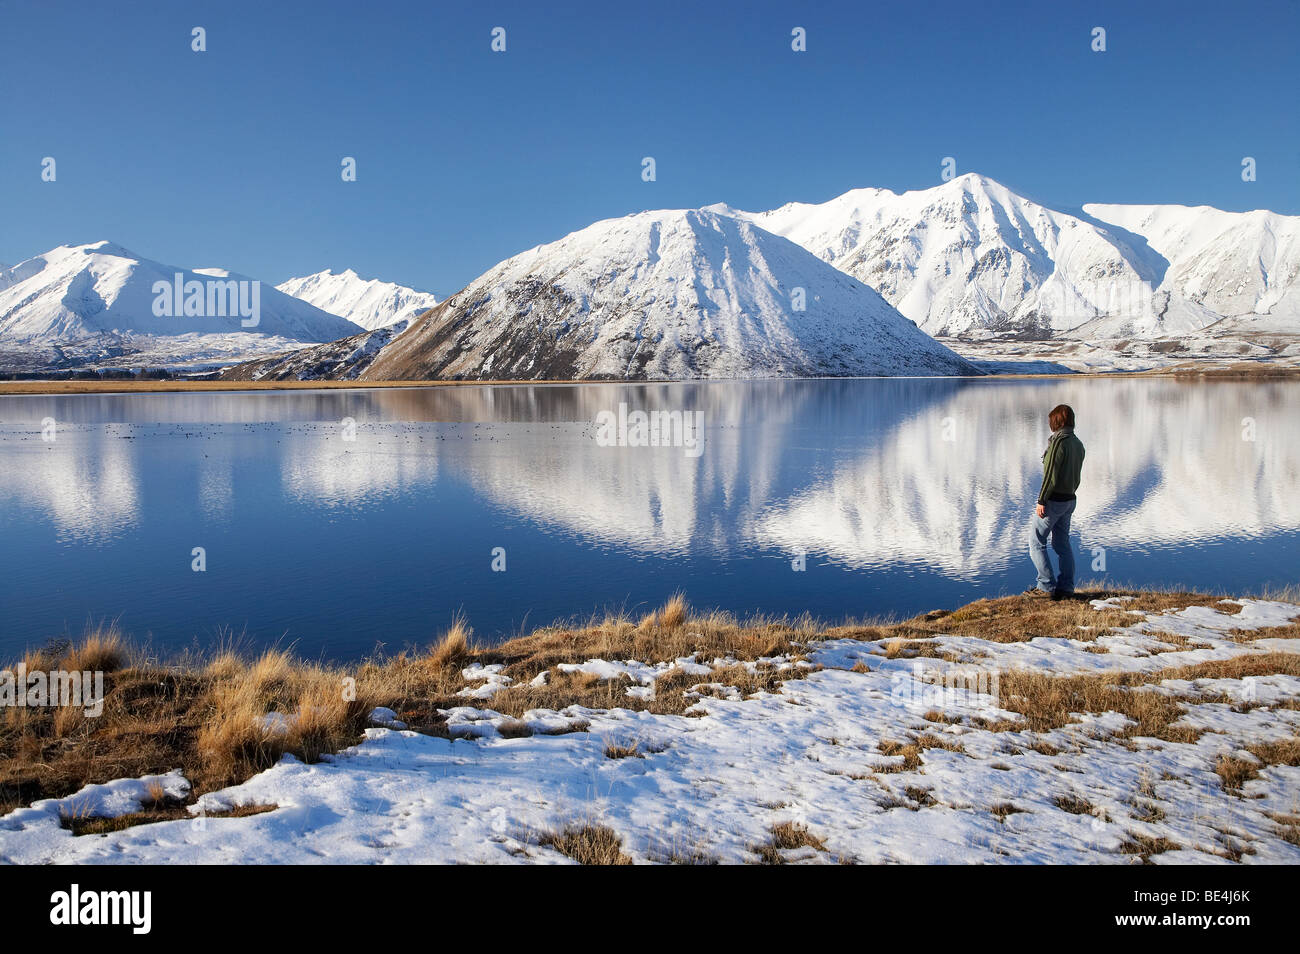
top-left (1, 378), bottom-right (1295, 658)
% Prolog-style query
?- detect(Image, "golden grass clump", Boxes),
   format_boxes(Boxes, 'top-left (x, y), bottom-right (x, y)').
top-left (195, 651), bottom-right (371, 787)
top-left (876, 734), bottom-right (966, 773)
top-left (203, 651), bottom-right (246, 681)
top-left (992, 652), bottom-right (1300, 741)
top-left (603, 741), bottom-right (642, 759)
top-left (60, 625), bottom-right (128, 673)
top-left (429, 617), bottom-right (472, 669)
top-left (658, 593), bottom-right (687, 630)
top-left (753, 821), bottom-right (827, 864)
top-left (538, 824), bottom-right (633, 865)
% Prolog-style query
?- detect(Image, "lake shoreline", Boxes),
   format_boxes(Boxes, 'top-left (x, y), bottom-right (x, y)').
top-left (3, 360), bottom-right (1298, 395)
top-left (3, 586), bottom-right (1298, 863)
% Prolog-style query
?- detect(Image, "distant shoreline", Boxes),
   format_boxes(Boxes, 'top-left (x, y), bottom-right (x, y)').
top-left (1, 362), bottom-right (1297, 395)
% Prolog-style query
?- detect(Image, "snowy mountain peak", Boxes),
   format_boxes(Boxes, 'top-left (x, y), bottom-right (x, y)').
top-left (276, 269), bottom-right (438, 331)
top-left (739, 175), bottom-right (1300, 338)
top-left (355, 206), bottom-right (974, 380)
top-left (944, 171), bottom-right (1004, 191)
top-left (1081, 202), bottom-right (1300, 328)
top-left (0, 241), bottom-right (364, 360)
top-left (700, 201), bottom-right (739, 216)
top-left (66, 239), bottom-right (130, 254)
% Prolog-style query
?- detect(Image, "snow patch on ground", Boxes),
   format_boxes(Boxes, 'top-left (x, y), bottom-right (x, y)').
top-left (0, 771), bottom-right (190, 835)
top-left (457, 663), bottom-right (514, 699)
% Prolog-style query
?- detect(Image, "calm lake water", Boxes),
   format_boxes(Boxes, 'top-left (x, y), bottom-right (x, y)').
top-left (1, 378), bottom-right (1297, 661)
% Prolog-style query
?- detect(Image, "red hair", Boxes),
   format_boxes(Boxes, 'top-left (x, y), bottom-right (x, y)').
top-left (1049, 404), bottom-right (1075, 431)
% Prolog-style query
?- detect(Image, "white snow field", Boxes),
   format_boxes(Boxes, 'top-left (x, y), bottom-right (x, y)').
top-left (276, 269), bottom-right (438, 331)
top-left (2, 598), bottom-right (1298, 864)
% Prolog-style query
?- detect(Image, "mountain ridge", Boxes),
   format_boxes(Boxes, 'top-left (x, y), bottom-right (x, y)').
top-left (276, 269), bottom-right (439, 331)
top-left (736, 173), bottom-right (1299, 339)
top-left (2, 241), bottom-right (364, 341)
top-left (230, 207), bottom-right (976, 382)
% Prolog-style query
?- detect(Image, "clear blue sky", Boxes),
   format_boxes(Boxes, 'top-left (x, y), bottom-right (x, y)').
top-left (2, 0), bottom-right (1296, 295)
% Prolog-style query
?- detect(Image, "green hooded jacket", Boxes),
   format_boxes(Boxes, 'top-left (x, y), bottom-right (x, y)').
top-left (1038, 426), bottom-right (1085, 505)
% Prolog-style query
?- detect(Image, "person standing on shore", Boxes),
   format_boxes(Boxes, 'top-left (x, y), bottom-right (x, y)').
top-left (1027, 404), bottom-right (1085, 600)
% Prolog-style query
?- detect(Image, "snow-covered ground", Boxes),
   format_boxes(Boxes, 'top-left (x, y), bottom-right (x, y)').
top-left (2, 598), bottom-right (1297, 864)
top-left (945, 332), bottom-right (1300, 373)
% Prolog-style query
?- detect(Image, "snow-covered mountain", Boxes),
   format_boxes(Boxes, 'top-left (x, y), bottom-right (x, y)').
top-left (222, 321), bottom-right (408, 381)
top-left (276, 269), bottom-right (438, 331)
top-left (0, 242), bottom-right (364, 371)
top-left (350, 208), bottom-right (974, 380)
top-left (738, 174), bottom-right (1299, 338)
top-left (1082, 203), bottom-right (1300, 333)
top-left (0, 262), bottom-right (19, 294)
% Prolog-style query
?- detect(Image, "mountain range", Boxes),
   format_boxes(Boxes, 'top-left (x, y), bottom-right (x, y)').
top-left (230, 208), bottom-right (973, 380)
top-left (3, 175), bottom-right (1297, 378)
top-left (734, 173), bottom-right (1300, 338)
top-left (357, 208), bottom-right (973, 380)
top-left (0, 242), bottom-right (364, 372)
top-left (275, 269), bottom-right (438, 331)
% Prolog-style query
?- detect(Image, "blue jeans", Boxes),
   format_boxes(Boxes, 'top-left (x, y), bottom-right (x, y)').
top-left (1029, 498), bottom-right (1076, 593)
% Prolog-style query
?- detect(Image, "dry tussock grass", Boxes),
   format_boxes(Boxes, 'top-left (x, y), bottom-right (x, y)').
top-left (996, 653), bottom-right (1300, 741)
top-left (538, 824), bottom-right (632, 865)
top-left (991, 802), bottom-right (1027, 822)
top-left (428, 617), bottom-right (471, 669)
top-left (876, 734), bottom-right (965, 773)
top-left (603, 741), bottom-right (643, 759)
top-left (1053, 793), bottom-right (1096, 815)
top-left (1247, 737), bottom-right (1300, 767)
top-left (1268, 812), bottom-right (1300, 847)
top-left (0, 596), bottom-right (807, 810)
top-left (1119, 833), bottom-right (1182, 862)
top-left (1228, 617), bottom-right (1300, 642)
top-left (3, 588), bottom-right (1296, 827)
top-left (59, 626), bottom-right (128, 673)
top-left (753, 821), bottom-right (828, 863)
top-left (1215, 755), bottom-right (1259, 794)
top-left (1215, 737), bottom-right (1300, 794)
top-left (870, 589), bottom-right (1246, 647)
top-left (62, 802), bottom-right (275, 837)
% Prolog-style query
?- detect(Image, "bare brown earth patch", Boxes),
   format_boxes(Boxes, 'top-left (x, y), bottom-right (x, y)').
top-left (62, 802), bottom-right (276, 837)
